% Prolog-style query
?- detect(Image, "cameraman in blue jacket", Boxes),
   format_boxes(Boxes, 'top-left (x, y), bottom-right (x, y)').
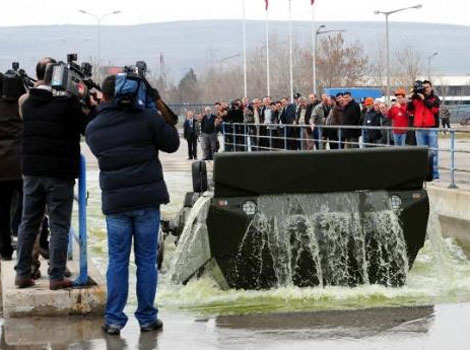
top-left (86, 74), bottom-right (179, 335)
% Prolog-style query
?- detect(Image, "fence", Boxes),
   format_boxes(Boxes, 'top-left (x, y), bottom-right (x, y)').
top-left (67, 154), bottom-right (88, 287)
top-left (219, 122), bottom-right (470, 189)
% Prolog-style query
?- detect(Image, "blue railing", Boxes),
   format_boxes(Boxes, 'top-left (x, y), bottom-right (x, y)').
top-left (67, 154), bottom-right (88, 287)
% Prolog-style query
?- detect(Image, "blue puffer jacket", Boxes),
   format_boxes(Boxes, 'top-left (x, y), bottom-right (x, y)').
top-left (86, 102), bottom-right (180, 215)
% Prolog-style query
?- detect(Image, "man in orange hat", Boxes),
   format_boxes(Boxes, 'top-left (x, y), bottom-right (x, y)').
top-left (387, 88), bottom-right (409, 146)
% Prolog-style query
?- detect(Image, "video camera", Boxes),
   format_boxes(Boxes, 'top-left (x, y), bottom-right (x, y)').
top-left (49, 54), bottom-right (101, 104)
top-left (412, 80), bottom-right (425, 95)
top-left (2, 62), bottom-right (36, 101)
top-left (113, 60), bottom-right (178, 125)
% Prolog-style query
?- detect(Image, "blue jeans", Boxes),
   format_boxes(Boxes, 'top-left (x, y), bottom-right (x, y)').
top-left (393, 133), bottom-right (407, 146)
top-left (105, 207), bottom-right (160, 328)
top-left (415, 129), bottom-right (439, 179)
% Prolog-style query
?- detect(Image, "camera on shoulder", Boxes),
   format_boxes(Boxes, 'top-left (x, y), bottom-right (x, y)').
top-left (48, 53), bottom-right (101, 105)
top-left (2, 62), bottom-right (36, 101)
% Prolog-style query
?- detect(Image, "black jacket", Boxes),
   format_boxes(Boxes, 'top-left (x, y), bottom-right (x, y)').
top-left (183, 118), bottom-right (198, 139)
top-left (85, 103), bottom-right (180, 215)
top-left (21, 88), bottom-right (89, 180)
top-left (0, 99), bottom-right (22, 181)
top-left (342, 100), bottom-right (362, 138)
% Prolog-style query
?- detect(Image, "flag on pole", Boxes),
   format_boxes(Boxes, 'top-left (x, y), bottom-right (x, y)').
top-left (265, 0), bottom-right (269, 11)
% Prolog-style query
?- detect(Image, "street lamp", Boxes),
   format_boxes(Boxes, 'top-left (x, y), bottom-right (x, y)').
top-left (78, 10), bottom-right (121, 65)
top-left (314, 25), bottom-right (346, 95)
top-left (427, 52), bottom-right (438, 80)
top-left (374, 4), bottom-right (423, 102)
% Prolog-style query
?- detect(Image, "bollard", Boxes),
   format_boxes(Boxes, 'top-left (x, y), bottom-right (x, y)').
top-left (319, 127), bottom-right (323, 150)
top-left (221, 123), bottom-right (226, 151)
top-left (72, 155), bottom-right (88, 286)
top-left (244, 124), bottom-right (248, 152)
top-left (448, 129), bottom-right (458, 189)
top-left (360, 128), bottom-right (365, 149)
top-left (338, 128), bottom-right (343, 149)
top-left (269, 128), bottom-right (273, 150)
top-left (284, 127), bottom-right (288, 151)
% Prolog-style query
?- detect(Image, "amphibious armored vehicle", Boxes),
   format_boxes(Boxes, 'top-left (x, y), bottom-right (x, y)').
top-left (165, 147), bottom-right (431, 290)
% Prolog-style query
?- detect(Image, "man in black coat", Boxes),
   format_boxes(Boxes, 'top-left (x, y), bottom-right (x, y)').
top-left (342, 92), bottom-right (362, 149)
top-left (0, 72), bottom-right (23, 260)
top-left (183, 110), bottom-right (198, 159)
top-left (86, 75), bottom-right (179, 334)
top-left (15, 60), bottom-right (94, 290)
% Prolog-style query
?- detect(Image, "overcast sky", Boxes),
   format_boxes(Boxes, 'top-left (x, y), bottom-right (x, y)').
top-left (0, 0), bottom-right (468, 27)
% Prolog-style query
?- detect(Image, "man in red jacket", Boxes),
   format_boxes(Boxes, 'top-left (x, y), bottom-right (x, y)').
top-left (387, 88), bottom-right (409, 146)
top-left (407, 80), bottom-right (440, 179)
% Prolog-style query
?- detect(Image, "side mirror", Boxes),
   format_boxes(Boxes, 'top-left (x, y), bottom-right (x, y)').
top-left (192, 160), bottom-right (208, 193)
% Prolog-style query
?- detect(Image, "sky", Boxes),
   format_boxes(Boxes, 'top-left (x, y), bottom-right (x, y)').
top-left (0, 0), bottom-right (468, 27)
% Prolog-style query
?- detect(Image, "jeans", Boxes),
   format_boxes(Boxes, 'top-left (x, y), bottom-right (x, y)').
top-left (105, 207), bottom-right (160, 328)
top-left (415, 129), bottom-right (439, 179)
top-left (15, 176), bottom-right (74, 280)
top-left (393, 133), bottom-right (407, 146)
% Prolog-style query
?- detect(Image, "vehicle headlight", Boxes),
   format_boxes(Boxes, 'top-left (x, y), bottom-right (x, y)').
top-left (391, 195), bottom-right (402, 211)
top-left (242, 201), bottom-right (257, 215)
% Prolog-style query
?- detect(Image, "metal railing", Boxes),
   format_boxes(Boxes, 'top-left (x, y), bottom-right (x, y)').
top-left (220, 122), bottom-right (470, 189)
top-left (67, 154), bottom-right (88, 287)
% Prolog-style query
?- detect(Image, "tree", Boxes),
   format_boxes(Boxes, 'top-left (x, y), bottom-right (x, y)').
top-left (392, 45), bottom-right (422, 90)
top-left (316, 33), bottom-right (369, 88)
top-left (177, 68), bottom-right (201, 103)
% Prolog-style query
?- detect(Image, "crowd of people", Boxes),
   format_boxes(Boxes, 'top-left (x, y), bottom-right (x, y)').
top-left (0, 57), bottom-right (179, 335)
top-left (184, 80), bottom-right (445, 179)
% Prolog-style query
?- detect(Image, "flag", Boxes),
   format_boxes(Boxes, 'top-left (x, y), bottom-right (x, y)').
top-left (265, 0), bottom-right (269, 10)
top-left (311, 0), bottom-right (315, 5)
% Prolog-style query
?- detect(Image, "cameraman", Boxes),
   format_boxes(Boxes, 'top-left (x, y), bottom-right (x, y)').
top-left (0, 72), bottom-right (23, 260)
top-left (86, 75), bottom-right (179, 334)
top-left (14, 60), bottom-right (95, 290)
top-left (407, 80), bottom-right (440, 180)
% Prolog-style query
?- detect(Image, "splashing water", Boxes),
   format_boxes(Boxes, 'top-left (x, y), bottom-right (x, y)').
top-left (232, 192), bottom-right (409, 289)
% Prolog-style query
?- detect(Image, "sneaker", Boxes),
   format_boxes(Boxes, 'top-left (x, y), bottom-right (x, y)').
top-left (15, 276), bottom-right (35, 289)
top-left (49, 278), bottom-right (72, 290)
top-left (140, 319), bottom-right (163, 332)
top-left (102, 323), bottom-right (121, 335)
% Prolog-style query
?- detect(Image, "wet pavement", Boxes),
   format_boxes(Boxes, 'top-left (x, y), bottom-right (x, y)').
top-left (1, 303), bottom-right (470, 349)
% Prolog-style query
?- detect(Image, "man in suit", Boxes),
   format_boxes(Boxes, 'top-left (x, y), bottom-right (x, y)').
top-left (183, 110), bottom-right (198, 160)
top-left (197, 107), bottom-right (218, 160)
top-left (279, 97), bottom-right (297, 150)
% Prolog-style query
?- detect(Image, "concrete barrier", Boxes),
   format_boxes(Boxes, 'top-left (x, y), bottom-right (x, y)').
top-left (427, 185), bottom-right (470, 249)
top-left (0, 255), bottom-right (106, 318)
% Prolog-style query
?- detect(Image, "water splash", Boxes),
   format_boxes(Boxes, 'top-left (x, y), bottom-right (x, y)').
top-left (233, 192), bottom-right (408, 289)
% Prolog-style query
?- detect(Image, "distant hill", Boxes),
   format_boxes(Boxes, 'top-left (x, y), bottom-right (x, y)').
top-left (1, 20), bottom-right (469, 80)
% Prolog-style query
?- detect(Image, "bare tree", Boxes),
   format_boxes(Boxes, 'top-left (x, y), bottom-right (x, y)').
top-left (392, 45), bottom-right (422, 89)
top-left (316, 33), bottom-right (369, 89)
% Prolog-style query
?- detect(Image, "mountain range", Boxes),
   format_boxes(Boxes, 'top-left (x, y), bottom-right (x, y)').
top-left (1, 20), bottom-right (469, 81)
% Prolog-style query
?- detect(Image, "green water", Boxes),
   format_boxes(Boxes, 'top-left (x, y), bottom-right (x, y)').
top-left (81, 169), bottom-right (470, 317)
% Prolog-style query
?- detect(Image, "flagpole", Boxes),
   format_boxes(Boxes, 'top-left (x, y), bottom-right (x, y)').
top-left (311, 3), bottom-right (316, 94)
top-left (288, 0), bottom-right (294, 103)
top-left (242, 0), bottom-right (248, 98)
top-left (265, 8), bottom-right (270, 97)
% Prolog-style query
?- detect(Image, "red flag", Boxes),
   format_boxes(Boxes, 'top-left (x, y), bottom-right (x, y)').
top-left (265, 0), bottom-right (269, 10)
top-left (311, 0), bottom-right (315, 5)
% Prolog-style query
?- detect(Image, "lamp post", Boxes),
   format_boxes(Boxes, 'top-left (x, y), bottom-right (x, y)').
top-left (314, 26), bottom-right (346, 95)
top-left (374, 4), bottom-right (423, 102)
top-left (78, 10), bottom-right (121, 65)
top-left (427, 52), bottom-right (438, 80)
